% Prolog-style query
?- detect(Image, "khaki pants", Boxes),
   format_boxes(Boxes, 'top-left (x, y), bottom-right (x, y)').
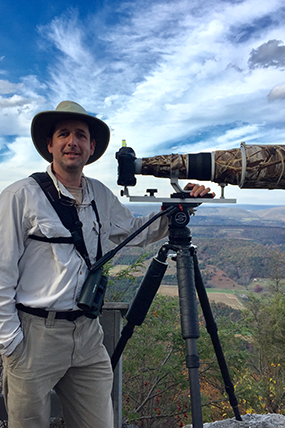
top-left (2, 310), bottom-right (114, 428)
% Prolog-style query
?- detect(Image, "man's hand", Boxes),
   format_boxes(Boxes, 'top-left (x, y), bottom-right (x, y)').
top-left (183, 183), bottom-right (215, 198)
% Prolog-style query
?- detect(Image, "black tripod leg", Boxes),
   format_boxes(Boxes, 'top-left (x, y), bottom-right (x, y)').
top-left (192, 251), bottom-right (242, 421)
top-left (111, 246), bottom-right (168, 370)
top-left (176, 248), bottom-right (203, 428)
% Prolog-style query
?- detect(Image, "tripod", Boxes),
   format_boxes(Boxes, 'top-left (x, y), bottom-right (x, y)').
top-left (111, 204), bottom-right (242, 427)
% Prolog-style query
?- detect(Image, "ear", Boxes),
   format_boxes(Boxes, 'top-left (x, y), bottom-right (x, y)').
top-left (47, 138), bottom-right (53, 154)
top-left (90, 139), bottom-right (95, 156)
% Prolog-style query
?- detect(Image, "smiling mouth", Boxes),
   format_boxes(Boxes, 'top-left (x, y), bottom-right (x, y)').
top-left (64, 152), bottom-right (80, 156)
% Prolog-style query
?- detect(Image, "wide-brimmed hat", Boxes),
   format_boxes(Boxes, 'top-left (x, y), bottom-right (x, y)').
top-left (31, 101), bottom-right (110, 164)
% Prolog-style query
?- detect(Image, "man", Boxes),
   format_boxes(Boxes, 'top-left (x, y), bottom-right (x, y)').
top-left (0, 101), bottom-right (212, 428)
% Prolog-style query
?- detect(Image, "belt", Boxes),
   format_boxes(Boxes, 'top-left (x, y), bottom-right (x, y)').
top-left (16, 304), bottom-right (85, 321)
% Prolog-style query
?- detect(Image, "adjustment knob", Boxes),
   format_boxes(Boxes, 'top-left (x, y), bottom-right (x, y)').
top-left (146, 189), bottom-right (157, 197)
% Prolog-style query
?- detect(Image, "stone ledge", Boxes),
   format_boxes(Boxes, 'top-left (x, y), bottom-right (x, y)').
top-left (185, 413), bottom-right (285, 428)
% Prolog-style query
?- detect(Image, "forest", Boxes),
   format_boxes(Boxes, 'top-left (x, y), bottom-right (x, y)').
top-left (105, 247), bottom-right (285, 426)
top-left (119, 290), bottom-right (285, 427)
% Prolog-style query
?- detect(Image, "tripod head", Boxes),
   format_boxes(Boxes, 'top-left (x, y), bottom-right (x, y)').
top-left (166, 203), bottom-right (190, 227)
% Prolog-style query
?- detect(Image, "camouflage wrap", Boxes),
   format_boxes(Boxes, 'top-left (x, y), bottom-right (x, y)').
top-left (139, 144), bottom-right (285, 189)
top-left (141, 154), bottom-right (188, 178)
top-left (215, 143), bottom-right (285, 189)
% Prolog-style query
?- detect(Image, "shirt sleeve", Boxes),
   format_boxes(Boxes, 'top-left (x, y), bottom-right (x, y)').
top-left (107, 193), bottom-right (169, 246)
top-left (0, 188), bottom-right (26, 355)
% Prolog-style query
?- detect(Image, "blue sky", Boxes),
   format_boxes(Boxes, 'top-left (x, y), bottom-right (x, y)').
top-left (1, 0), bottom-right (285, 205)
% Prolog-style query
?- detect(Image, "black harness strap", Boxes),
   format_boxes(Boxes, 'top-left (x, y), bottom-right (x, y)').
top-left (29, 235), bottom-right (73, 244)
top-left (29, 172), bottom-right (102, 268)
top-left (91, 200), bottom-right (102, 260)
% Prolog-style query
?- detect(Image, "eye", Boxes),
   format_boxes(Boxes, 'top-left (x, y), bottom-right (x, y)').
top-left (77, 132), bottom-right (87, 139)
top-left (58, 131), bottom-right (69, 138)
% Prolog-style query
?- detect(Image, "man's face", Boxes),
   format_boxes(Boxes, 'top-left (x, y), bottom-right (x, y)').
top-left (47, 120), bottom-right (95, 174)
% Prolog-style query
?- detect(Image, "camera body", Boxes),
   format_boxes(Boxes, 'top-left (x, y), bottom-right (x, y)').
top-left (115, 146), bottom-right (137, 187)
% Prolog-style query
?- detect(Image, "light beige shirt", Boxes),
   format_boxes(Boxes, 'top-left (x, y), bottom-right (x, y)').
top-left (0, 165), bottom-right (169, 355)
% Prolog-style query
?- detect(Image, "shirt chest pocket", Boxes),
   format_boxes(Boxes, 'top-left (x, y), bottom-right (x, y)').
top-left (32, 214), bottom-right (101, 265)
top-left (38, 218), bottom-right (100, 266)
top-left (27, 219), bottom-right (75, 265)
top-left (32, 218), bottom-right (72, 239)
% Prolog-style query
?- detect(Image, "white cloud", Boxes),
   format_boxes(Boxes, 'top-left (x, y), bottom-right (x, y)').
top-left (0, 81), bottom-right (23, 95)
top-left (0, 93), bottom-right (46, 138)
top-left (248, 39), bottom-right (285, 69)
top-left (268, 82), bottom-right (285, 101)
top-left (0, 94), bottom-right (28, 107)
top-left (0, 136), bottom-right (47, 189)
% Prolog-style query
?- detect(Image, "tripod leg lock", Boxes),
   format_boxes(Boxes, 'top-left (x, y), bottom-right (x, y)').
top-left (206, 322), bottom-right (218, 335)
top-left (186, 354), bottom-right (200, 369)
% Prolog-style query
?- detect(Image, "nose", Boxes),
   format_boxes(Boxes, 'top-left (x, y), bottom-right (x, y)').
top-left (66, 132), bottom-right (78, 146)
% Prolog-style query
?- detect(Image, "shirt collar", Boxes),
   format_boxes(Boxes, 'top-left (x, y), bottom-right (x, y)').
top-left (46, 164), bottom-right (91, 204)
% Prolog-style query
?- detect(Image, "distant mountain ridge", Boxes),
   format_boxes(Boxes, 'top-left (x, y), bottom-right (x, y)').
top-left (126, 203), bottom-right (285, 227)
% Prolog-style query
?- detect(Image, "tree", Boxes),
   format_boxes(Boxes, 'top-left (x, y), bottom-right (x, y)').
top-left (105, 254), bottom-right (148, 302)
top-left (267, 249), bottom-right (285, 294)
top-left (235, 291), bottom-right (285, 414)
